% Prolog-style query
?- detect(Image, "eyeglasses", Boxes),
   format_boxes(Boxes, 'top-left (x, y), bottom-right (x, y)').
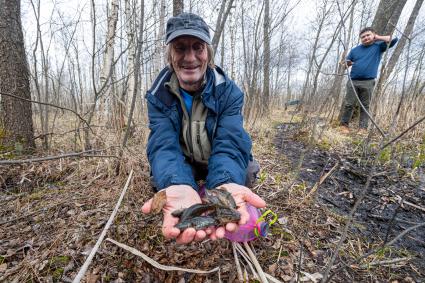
top-left (172, 42), bottom-right (206, 55)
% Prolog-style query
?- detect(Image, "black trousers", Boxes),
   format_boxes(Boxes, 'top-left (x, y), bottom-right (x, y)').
top-left (341, 79), bottom-right (375, 129)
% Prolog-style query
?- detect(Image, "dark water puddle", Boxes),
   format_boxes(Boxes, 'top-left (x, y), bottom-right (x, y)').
top-left (274, 123), bottom-right (425, 273)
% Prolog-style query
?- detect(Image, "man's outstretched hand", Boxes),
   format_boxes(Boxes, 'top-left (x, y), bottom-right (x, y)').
top-left (142, 185), bottom-right (208, 244)
top-left (210, 183), bottom-right (266, 239)
top-left (142, 183), bottom-right (266, 244)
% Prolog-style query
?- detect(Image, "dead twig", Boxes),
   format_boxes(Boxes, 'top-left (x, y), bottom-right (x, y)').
top-left (306, 161), bottom-right (339, 199)
top-left (0, 150), bottom-right (118, 165)
top-left (358, 257), bottom-right (411, 269)
top-left (395, 195), bottom-right (425, 213)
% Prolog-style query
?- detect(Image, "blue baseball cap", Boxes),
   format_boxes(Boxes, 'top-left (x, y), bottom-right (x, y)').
top-left (165, 13), bottom-right (211, 45)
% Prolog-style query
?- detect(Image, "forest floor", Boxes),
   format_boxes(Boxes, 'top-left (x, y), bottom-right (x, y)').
top-left (0, 109), bottom-right (424, 282)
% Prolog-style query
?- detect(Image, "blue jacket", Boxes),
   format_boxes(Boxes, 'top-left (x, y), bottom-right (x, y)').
top-left (146, 66), bottom-right (252, 191)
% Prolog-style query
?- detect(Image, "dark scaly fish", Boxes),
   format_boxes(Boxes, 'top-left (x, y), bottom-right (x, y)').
top-left (171, 209), bottom-right (185, 218)
top-left (215, 208), bottom-right (241, 225)
top-left (175, 216), bottom-right (217, 231)
top-left (203, 188), bottom-right (237, 209)
top-left (174, 203), bottom-right (216, 223)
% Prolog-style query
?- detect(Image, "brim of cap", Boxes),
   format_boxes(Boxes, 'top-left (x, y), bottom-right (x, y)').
top-left (166, 29), bottom-right (211, 45)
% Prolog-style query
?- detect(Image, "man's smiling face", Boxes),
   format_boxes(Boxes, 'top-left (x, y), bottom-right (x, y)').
top-left (170, 36), bottom-right (208, 92)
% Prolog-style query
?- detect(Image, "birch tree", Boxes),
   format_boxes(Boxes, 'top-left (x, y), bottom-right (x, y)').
top-left (84, 0), bottom-right (119, 149)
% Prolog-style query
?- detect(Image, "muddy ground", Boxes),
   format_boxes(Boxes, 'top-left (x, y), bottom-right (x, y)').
top-left (274, 122), bottom-right (425, 280)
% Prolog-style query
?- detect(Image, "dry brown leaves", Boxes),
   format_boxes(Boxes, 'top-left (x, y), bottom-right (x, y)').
top-left (151, 190), bottom-right (167, 214)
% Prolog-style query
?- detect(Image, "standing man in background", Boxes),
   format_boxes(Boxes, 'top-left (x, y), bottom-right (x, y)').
top-left (340, 27), bottom-right (398, 134)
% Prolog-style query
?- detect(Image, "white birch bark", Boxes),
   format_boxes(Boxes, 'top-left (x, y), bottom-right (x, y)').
top-left (99, 0), bottom-right (119, 118)
top-left (125, 0), bottom-right (136, 113)
top-left (154, 0), bottom-right (166, 75)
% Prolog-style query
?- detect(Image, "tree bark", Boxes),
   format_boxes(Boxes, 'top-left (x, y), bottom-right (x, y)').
top-left (0, 0), bottom-right (35, 150)
top-left (212, 0), bottom-right (235, 54)
top-left (154, 0), bottom-right (166, 74)
top-left (372, 0), bottom-right (407, 35)
top-left (330, 1), bottom-right (356, 117)
top-left (262, 0), bottom-right (271, 115)
top-left (371, 0), bottom-right (417, 119)
top-left (123, 0), bottom-right (145, 148)
top-left (173, 0), bottom-right (184, 16)
top-left (381, 0), bottom-right (423, 80)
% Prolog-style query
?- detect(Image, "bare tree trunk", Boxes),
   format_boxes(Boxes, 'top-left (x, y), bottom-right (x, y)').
top-left (262, 0), bottom-right (271, 115)
top-left (99, 0), bottom-right (119, 109)
top-left (0, 0), bottom-right (35, 150)
top-left (212, 0), bottom-right (235, 54)
top-left (220, 31), bottom-right (225, 67)
top-left (376, 0), bottom-right (423, 92)
top-left (85, 0), bottom-right (119, 150)
top-left (154, 0), bottom-right (166, 74)
top-left (372, 0), bottom-right (407, 35)
top-left (299, 0), bottom-right (331, 106)
top-left (123, 0), bottom-right (145, 148)
top-left (229, 13), bottom-right (236, 80)
top-left (329, 1), bottom-right (356, 119)
top-left (245, 3), bottom-right (264, 122)
top-left (173, 0), bottom-right (184, 16)
top-left (29, 0), bottom-right (51, 150)
top-left (371, 0), bottom-right (409, 121)
top-left (122, 0), bottom-right (137, 134)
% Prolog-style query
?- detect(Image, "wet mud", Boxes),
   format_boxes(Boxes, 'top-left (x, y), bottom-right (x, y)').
top-left (274, 122), bottom-right (425, 273)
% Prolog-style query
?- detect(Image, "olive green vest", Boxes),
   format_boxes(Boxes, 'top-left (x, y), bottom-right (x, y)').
top-left (165, 74), bottom-right (212, 165)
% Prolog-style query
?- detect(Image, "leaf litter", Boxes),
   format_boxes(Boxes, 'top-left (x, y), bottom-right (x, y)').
top-left (0, 120), bottom-right (424, 282)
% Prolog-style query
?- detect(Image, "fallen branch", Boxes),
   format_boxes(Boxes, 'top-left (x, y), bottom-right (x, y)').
top-left (395, 195), bottom-right (425, 213)
top-left (72, 170), bottom-right (133, 283)
top-left (306, 161), bottom-right (339, 199)
top-left (0, 150), bottom-right (118, 165)
top-left (358, 257), bottom-right (411, 269)
top-left (106, 238), bottom-right (220, 274)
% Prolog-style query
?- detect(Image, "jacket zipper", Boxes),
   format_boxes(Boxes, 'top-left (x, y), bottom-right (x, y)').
top-left (196, 122), bottom-right (205, 161)
top-left (187, 112), bottom-right (194, 163)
